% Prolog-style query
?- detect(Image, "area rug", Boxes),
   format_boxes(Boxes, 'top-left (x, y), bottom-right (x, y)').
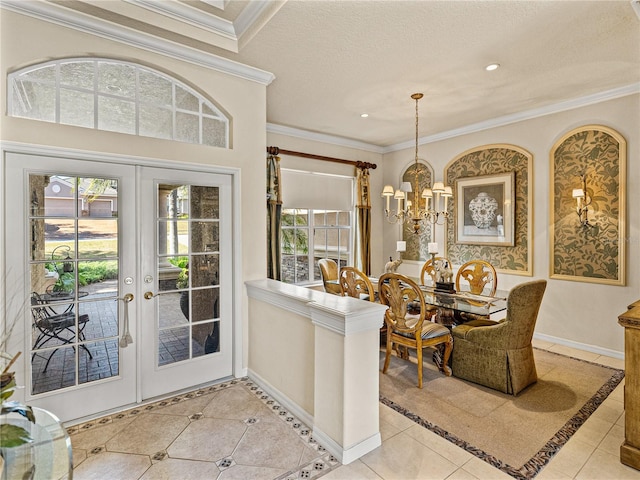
top-left (379, 348), bottom-right (624, 480)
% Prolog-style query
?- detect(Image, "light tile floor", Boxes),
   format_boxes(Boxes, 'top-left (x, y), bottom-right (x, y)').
top-left (69, 341), bottom-right (640, 480)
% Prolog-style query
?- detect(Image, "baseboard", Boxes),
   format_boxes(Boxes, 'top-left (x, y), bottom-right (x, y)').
top-left (246, 369), bottom-right (315, 428)
top-left (247, 368), bottom-right (381, 465)
top-left (534, 332), bottom-right (624, 360)
top-left (311, 427), bottom-right (381, 465)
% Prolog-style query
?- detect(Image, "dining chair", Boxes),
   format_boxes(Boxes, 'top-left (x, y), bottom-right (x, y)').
top-left (420, 256), bottom-right (452, 286)
top-left (318, 258), bottom-right (342, 295)
top-left (31, 292), bottom-right (92, 372)
top-left (455, 259), bottom-right (497, 296)
top-left (454, 259), bottom-right (498, 324)
top-left (339, 267), bottom-right (375, 302)
top-left (451, 279), bottom-right (547, 395)
top-left (378, 273), bottom-right (453, 388)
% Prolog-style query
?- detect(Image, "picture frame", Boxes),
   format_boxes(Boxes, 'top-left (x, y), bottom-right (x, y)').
top-left (455, 172), bottom-right (515, 246)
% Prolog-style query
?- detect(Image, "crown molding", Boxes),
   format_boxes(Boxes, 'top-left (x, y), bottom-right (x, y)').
top-left (1, 0), bottom-right (275, 86)
top-left (268, 84), bottom-right (639, 154)
top-left (384, 83), bottom-right (640, 153)
top-left (126, 0), bottom-right (236, 39)
top-left (266, 124), bottom-right (386, 154)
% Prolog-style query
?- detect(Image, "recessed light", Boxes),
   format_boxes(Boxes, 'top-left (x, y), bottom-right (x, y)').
top-left (360, 113), bottom-right (369, 118)
top-left (485, 63), bottom-right (500, 71)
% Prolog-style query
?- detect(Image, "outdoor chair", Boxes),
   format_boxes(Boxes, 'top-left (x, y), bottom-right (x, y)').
top-left (31, 292), bottom-right (92, 373)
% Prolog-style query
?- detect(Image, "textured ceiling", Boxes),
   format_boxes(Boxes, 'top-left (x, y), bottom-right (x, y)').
top-left (8, 0), bottom-right (640, 148)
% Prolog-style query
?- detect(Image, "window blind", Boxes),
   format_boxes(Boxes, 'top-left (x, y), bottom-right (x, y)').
top-left (281, 169), bottom-right (354, 211)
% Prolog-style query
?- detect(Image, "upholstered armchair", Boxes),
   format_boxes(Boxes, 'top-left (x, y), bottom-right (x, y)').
top-left (318, 258), bottom-right (342, 295)
top-left (451, 279), bottom-right (547, 395)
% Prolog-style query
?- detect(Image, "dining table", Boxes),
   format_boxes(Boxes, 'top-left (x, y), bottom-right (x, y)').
top-left (359, 277), bottom-right (508, 326)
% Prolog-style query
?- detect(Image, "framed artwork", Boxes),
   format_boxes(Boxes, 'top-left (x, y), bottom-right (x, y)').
top-left (455, 172), bottom-right (515, 246)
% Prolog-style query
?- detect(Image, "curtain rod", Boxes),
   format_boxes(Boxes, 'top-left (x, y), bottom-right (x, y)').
top-left (267, 146), bottom-right (377, 170)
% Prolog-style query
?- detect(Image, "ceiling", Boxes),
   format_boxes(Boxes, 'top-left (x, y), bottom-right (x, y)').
top-left (5, 0), bottom-right (640, 149)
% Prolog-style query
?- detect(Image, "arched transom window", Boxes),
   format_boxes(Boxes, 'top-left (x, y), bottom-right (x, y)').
top-left (8, 58), bottom-right (229, 148)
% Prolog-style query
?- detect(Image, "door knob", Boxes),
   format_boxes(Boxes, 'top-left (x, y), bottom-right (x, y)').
top-left (144, 291), bottom-right (155, 300)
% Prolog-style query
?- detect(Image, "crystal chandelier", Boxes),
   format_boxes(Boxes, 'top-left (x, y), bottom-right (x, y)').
top-left (382, 93), bottom-right (452, 234)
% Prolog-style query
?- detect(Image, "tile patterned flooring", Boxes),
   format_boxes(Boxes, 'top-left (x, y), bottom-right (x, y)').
top-left (69, 341), bottom-right (640, 480)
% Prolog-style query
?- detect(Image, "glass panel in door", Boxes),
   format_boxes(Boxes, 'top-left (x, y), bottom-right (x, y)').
top-left (28, 175), bottom-right (120, 394)
top-left (156, 184), bottom-right (220, 366)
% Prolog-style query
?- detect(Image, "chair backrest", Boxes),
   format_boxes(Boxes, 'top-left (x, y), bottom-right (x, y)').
top-left (503, 279), bottom-right (547, 347)
top-left (339, 267), bottom-right (375, 301)
top-left (378, 273), bottom-right (427, 336)
top-left (420, 257), bottom-right (451, 286)
top-left (318, 258), bottom-right (342, 295)
top-left (455, 260), bottom-right (497, 296)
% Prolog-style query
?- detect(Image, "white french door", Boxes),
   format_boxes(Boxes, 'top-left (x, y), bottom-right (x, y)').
top-left (3, 153), bottom-right (233, 422)
top-left (139, 167), bottom-right (232, 400)
top-left (4, 153), bottom-right (137, 421)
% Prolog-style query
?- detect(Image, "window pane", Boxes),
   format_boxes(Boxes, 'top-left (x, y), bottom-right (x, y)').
top-left (176, 86), bottom-right (198, 111)
top-left (60, 88), bottom-right (94, 128)
top-left (191, 254), bottom-right (219, 287)
top-left (12, 80), bottom-right (55, 121)
top-left (203, 117), bottom-right (227, 147)
top-left (79, 177), bottom-right (118, 218)
top-left (191, 222), bottom-right (218, 253)
top-left (140, 105), bottom-right (172, 140)
top-left (77, 222), bottom-right (118, 258)
top-left (191, 186), bottom-right (219, 219)
top-left (60, 61), bottom-right (94, 89)
top-left (139, 70), bottom-right (172, 106)
top-left (98, 96), bottom-right (135, 134)
top-left (98, 62), bottom-right (136, 98)
top-left (176, 112), bottom-right (199, 143)
top-left (158, 326), bottom-right (190, 366)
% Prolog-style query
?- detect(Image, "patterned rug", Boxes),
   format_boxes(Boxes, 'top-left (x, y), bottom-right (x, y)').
top-left (379, 348), bottom-right (624, 480)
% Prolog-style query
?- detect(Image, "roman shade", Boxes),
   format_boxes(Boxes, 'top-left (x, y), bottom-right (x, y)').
top-left (281, 169), bottom-right (353, 211)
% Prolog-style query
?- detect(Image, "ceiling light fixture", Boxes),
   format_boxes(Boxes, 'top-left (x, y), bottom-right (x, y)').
top-left (360, 113), bottom-right (369, 118)
top-left (381, 93), bottom-right (452, 235)
top-left (485, 63), bottom-right (500, 71)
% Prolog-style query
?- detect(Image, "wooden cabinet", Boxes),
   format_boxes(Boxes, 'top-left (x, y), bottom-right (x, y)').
top-left (619, 300), bottom-right (640, 471)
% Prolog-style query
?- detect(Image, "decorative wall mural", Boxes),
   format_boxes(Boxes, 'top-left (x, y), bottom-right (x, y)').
top-left (550, 126), bottom-right (626, 285)
top-left (445, 145), bottom-right (532, 275)
top-left (401, 161), bottom-right (433, 261)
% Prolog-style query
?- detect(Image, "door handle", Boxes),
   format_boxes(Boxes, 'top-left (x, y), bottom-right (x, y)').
top-left (144, 291), bottom-right (156, 300)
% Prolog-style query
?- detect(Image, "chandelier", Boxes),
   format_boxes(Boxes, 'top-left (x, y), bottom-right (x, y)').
top-left (382, 93), bottom-right (452, 234)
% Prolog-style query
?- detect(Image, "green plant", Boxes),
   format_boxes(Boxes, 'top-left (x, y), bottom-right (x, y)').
top-left (169, 257), bottom-right (189, 289)
top-left (281, 210), bottom-right (309, 255)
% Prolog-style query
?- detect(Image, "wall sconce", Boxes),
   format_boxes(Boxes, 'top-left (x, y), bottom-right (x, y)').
top-left (572, 174), bottom-right (595, 229)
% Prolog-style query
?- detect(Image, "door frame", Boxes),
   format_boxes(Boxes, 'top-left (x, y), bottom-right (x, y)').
top-left (1, 142), bottom-right (245, 408)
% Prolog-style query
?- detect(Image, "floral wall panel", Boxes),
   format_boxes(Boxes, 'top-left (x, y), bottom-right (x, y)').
top-left (445, 145), bottom-right (532, 275)
top-left (550, 126), bottom-right (626, 285)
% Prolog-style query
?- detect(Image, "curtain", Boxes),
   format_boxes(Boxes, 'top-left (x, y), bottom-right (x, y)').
top-left (267, 154), bottom-right (282, 280)
top-left (355, 167), bottom-right (371, 275)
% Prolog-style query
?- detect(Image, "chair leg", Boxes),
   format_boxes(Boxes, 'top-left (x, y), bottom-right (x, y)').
top-left (382, 335), bottom-right (392, 374)
top-left (416, 346), bottom-right (423, 389)
top-left (439, 336), bottom-right (453, 376)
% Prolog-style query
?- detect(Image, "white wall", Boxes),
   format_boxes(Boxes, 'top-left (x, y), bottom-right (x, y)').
top-left (382, 94), bottom-right (640, 355)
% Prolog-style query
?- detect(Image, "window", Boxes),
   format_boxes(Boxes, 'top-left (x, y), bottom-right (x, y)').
top-left (8, 58), bottom-right (229, 148)
top-left (281, 208), bottom-right (352, 285)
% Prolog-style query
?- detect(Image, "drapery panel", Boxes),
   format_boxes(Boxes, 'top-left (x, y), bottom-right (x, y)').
top-left (355, 167), bottom-right (371, 275)
top-left (267, 154), bottom-right (282, 280)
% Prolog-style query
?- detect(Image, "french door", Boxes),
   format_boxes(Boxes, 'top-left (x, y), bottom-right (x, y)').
top-left (139, 167), bottom-right (232, 399)
top-left (3, 153), bottom-right (233, 422)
